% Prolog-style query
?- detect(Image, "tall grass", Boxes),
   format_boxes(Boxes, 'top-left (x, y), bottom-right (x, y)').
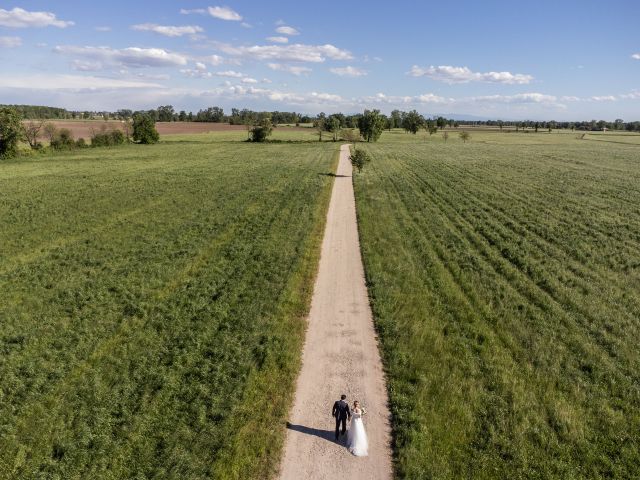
top-left (0, 139), bottom-right (338, 479)
top-left (354, 132), bottom-right (640, 479)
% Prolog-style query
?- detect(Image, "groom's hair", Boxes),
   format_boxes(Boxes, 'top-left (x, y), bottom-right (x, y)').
top-left (341, 394), bottom-right (346, 400)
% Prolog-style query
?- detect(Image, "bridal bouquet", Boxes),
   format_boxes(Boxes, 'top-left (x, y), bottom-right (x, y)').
top-left (361, 407), bottom-right (367, 415)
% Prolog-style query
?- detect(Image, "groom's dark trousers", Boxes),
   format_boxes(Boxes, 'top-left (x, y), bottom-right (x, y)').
top-left (332, 400), bottom-right (351, 440)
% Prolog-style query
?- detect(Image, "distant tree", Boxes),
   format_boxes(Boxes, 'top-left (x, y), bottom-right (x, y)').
top-left (132, 114), bottom-right (160, 144)
top-left (442, 131), bottom-right (449, 142)
top-left (250, 114), bottom-right (273, 142)
top-left (497, 120), bottom-right (504, 131)
top-left (349, 148), bottom-right (371, 173)
top-left (534, 122), bottom-right (540, 133)
top-left (43, 122), bottom-right (58, 145)
top-left (122, 119), bottom-right (133, 142)
top-left (0, 107), bottom-right (23, 158)
top-left (341, 128), bottom-right (360, 144)
top-left (548, 120), bottom-right (557, 132)
top-left (425, 119), bottom-right (438, 136)
top-left (459, 131), bottom-right (471, 143)
top-left (329, 117), bottom-right (341, 141)
top-left (314, 112), bottom-right (326, 141)
top-left (156, 105), bottom-right (175, 122)
top-left (358, 109), bottom-right (386, 142)
top-left (436, 116), bottom-right (447, 130)
top-left (403, 110), bottom-right (424, 134)
top-left (24, 120), bottom-right (45, 149)
top-left (390, 109), bottom-right (403, 130)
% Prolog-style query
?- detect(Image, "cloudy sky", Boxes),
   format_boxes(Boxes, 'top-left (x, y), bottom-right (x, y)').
top-left (0, 1), bottom-right (638, 119)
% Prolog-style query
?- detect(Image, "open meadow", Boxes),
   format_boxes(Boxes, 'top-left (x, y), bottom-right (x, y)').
top-left (0, 132), bottom-right (338, 479)
top-left (354, 130), bottom-right (640, 478)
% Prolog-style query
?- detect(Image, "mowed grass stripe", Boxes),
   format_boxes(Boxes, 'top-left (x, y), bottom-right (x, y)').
top-left (0, 140), bottom-right (338, 479)
top-left (355, 134), bottom-right (639, 478)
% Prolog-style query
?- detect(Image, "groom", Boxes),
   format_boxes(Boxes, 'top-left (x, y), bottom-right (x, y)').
top-left (332, 394), bottom-right (351, 441)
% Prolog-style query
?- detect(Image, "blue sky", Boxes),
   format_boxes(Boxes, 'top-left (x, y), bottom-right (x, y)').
top-left (0, 1), bottom-right (638, 119)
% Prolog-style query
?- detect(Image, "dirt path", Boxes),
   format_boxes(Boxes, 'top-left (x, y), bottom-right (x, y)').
top-left (279, 145), bottom-right (393, 480)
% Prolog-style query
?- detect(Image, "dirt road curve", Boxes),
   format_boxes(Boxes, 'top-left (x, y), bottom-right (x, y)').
top-left (279, 145), bottom-right (393, 480)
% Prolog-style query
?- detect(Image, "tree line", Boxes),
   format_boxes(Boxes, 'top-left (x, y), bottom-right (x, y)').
top-left (3, 104), bottom-right (639, 133)
top-left (0, 107), bottom-right (160, 159)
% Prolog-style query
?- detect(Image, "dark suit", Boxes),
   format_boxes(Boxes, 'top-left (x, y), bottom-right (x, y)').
top-left (332, 400), bottom-right (351, 440)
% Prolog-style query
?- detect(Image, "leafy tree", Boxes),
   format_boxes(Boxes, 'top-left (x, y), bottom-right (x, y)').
top-left (436, 116), bottom-right (447, 130)
top-left (328, 117), bottom-right (341, 141)
top-left (341, 128), bottom-right (360, 144)
top-left (403, 110), bottom-right (424, 134)
top-left (424, 119), bottom-right (437, 136)
top-left (390, 110), bottom-right (403, 130)
top-left (314, 113), bottom-right (326, 141)
top-left (0, 107), bottom-right (24, 158)
top-left (132, 114), bottom-right (160, 144)
top-left (459, 131), bottom-right (471, 143)
top-left (24, 120), bottom-right (45, 149)
top-left (43, 123), bottom-right (58, 145)
top-left (349, 148), bottom-right (371, 173)
top-left (156, 105), bottom-right (175, 122)
top-left (250, 115), bottom-right (273, 142)
top-left (358, 109), bottom-right (385, 142)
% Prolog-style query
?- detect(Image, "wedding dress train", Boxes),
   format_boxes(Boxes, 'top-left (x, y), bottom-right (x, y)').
top-left (347, 411), bottom-right (368, 456)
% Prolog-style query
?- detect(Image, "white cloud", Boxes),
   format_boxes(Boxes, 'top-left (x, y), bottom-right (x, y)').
top-left (330, 66), bottom-right (367, 77)
top-left (275, 25), bottom-right (300, 36)
top-left (267, 63), bottom-right (312, 76)
top-left (464, 93), bottom-right (561, 107)
top-left (215, 70), bottom-right (247, 78)
top-left (181, 68), bottom-right (213, 79)
top-left (54, 45), bottom-right (189, 68)
top-left (0, 74), bottom-right (161, 90)
top-left (195, 62), bottom-right (207, 71)
top-left (206, 54), bottom-right (225, 66)
top-left (0, 36), bottom-right (21, 47)
top-left (207, 6), bottom-right (242, 21)
top-left (590, 95), bottom-right (617, 101)
top-left (180, 8), bottom-right (206, 14)
top-left (131, 23), bottom-right (204, 37)
top-left (241, 77), bottom-right (258, 84)
top-left (215, 42), bottom-right (352, 63)
top-left (409, 65), bottom-right (533, 85)
top-left (95, 26), bottom-right (111, 32)
top-left (241, 22), bottom-right (252, 28)
top-left (359, 92), bottom-right (452, 106)
top-left (71, 60), bottom-right (104, 71)
top-left (620, 90), bottom-right (640, 99)
top-left (632, 53), bottom-right (640, 60)
top-left (267, 36), bottom-right (289, 44)
top-left (0, 7), bottom-right (73, 28)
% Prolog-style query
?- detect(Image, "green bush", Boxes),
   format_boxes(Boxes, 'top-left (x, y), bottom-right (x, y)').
top-left (349, 148), bottom-right (371, 173)
top-left (50, 128), bottom-right (75, 150)
top-left (91, 128), bottom-right (126, 147)
top-left (76, 138), bottom-right (87, 148)
top-left (132, 114), bottom-right (160, 144)
top-left (0, 107), bottom-right (23, 159)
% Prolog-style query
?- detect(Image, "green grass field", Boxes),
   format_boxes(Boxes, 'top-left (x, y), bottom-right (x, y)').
top-left (354, 131), bottom-right (640, 478)
top-left (0, 136), bottom-right (338, 479)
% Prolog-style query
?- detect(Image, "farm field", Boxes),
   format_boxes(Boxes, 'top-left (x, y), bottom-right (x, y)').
top-left (354, 131), bottom-right (640, 478)
top-left (0, 136), bottom-right (338, 479)
top-left (24, 120), bottom-right (311, 141)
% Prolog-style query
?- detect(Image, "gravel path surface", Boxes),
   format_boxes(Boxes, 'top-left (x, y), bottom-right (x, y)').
top-left (279, 144), bottom-right (392, 480)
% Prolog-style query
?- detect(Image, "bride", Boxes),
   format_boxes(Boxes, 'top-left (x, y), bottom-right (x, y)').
top-left (347, 401), bottom-right (368, 456)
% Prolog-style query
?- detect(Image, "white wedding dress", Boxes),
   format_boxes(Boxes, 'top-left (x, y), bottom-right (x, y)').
top-left (347, 410), bottom-right (368, 456)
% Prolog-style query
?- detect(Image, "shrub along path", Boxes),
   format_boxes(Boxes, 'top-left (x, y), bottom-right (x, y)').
top-left (279, 144), bottom-right (392, 479)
